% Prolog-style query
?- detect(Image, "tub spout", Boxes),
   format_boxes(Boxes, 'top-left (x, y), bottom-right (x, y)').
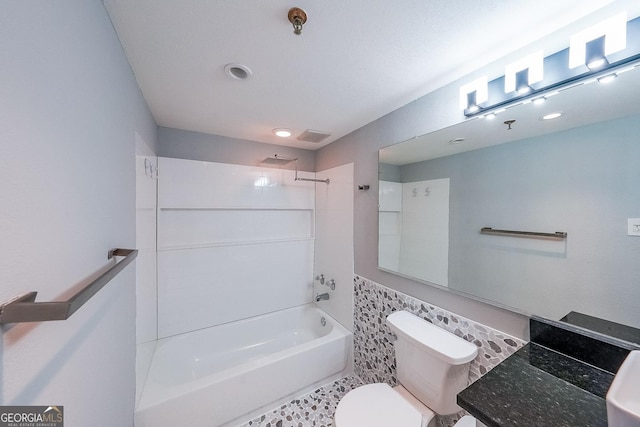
top-left (315, 293), bottom-right (330, 302)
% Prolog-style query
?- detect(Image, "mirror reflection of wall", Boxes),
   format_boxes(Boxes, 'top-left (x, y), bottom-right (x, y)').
top-left (379, 112), bottom-right (640, 331)
top-left (379, 178), bottom-right (449, 286)
top-left (378, 180), bottom-right (402, 272)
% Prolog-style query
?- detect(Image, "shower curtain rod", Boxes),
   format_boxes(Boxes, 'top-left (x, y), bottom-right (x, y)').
top-left (293, 158), bottom-right (329, 184)
top-left (269, 155), bottom-right (329, 184)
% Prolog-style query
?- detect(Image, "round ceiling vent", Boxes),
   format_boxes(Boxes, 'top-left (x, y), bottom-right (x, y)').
top-left (224, 63), bottom-right (252, 80)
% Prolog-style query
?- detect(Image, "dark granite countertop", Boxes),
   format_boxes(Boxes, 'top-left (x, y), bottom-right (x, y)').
top-left (560, 311), bottom-right (640, 346)
top-left (457, 343), bottom-right (614, 427)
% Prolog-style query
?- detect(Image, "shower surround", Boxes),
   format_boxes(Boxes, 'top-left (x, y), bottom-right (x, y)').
top-left (135, 157), bottom-right (354, 426)
top-left (156, 157), bottom-right (316, 337)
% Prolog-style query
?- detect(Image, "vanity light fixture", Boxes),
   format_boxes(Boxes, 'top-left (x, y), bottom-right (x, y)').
top-left (515, 69), bottom-right (532, 94)
top-left (459, 76), bottom-right (488, 114)
top-left (273, 128), bottom-right (293, 138)
top-left (569, 13), bottom-right (627, 70)
top-left (466, 92), bottom-right (479, 113)
top-left (461, 14), bottom-right (638, 118)
top-left (585, 36), bottom-right (608, 70)
top-left (505, 51), bottom-right (544, 94)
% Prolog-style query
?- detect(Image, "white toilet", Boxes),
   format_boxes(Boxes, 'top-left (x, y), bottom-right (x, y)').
top-left (335, 310), bottom-right (484, 427)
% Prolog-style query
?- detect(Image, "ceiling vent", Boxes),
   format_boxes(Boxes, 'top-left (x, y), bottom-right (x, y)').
top-left (297, 129), bottom-right (331, 143)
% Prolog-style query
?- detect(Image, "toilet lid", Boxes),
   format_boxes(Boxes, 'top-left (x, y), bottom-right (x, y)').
top-left (335, 383), bottom-right (423, 427)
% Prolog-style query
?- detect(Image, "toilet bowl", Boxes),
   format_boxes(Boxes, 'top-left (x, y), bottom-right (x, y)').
top-left (336, 311), bottom-right (485, 427)
top-left (335, 383), bottom-right (433, 427)
top-left (334, 383), bottom-right (482, 427)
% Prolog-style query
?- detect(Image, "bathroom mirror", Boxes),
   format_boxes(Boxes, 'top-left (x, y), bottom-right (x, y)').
top-left (378, 64), bottom-right (640, 340)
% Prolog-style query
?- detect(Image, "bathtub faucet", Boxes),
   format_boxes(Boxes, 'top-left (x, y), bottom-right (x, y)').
top-left (315, 293), bottom-right (330, 302)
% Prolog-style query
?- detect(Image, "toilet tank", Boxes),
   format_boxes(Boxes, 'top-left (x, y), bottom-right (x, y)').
top-left (386, 311), bottom-right (478, 415)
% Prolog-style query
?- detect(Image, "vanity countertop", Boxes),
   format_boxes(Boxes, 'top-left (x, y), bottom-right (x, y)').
top-left (457, 342), bottom-right (613, 427)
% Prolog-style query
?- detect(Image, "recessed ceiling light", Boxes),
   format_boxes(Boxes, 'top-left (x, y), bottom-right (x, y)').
top-left (224, 63), bottom-right (252, 80)
top-left (449, 138), bottom-right (465, 144)
top-left (273, 128), bottom-right (292, 138)
top-left (542, 112), bottom-right (562, 120)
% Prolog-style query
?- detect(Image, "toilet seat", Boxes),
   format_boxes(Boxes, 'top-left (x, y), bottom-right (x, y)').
top-left (455, 415), bottom-right (480, 427)
top-left (334, 383), bottom-right (433, 427)
top-left (335, 384), bottom-right (482, 427)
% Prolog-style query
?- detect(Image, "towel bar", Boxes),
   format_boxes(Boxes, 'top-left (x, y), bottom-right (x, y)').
top-left (0, 248), bottom-right (137, 324)
top-left (480, 228), bottom-right (567, 240)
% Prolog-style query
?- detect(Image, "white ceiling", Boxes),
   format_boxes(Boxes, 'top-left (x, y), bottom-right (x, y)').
top-left (103, 0), bottom-right (634, 150)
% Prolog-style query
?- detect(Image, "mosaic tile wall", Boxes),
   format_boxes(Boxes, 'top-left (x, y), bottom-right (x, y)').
top-left (353, 275), bottom-right (527, 426)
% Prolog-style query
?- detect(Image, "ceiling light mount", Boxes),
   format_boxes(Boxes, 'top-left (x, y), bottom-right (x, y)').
top-left (288, 7), bottom-right (307, 35)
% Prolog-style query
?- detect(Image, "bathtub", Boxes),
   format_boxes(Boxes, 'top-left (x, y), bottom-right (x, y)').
top-left (135, 304), bottom-right (351, 427)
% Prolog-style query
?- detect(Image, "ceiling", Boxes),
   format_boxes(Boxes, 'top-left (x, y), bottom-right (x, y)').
top-left (103, 0), bottom-right (634, 150)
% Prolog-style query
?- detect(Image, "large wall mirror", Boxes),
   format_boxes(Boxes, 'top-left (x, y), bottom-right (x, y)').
top-left (378, 64), bottom-right (640, 343)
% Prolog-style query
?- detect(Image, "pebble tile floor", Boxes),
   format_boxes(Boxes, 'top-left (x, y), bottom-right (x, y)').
top-left (237, 375), bottom-right (364, 427)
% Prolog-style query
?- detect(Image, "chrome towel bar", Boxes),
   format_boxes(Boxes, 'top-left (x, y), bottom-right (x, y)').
top-left (0, 248), bottom-right (137, 324)
top-left (480, 227), bottom-right (567, 240)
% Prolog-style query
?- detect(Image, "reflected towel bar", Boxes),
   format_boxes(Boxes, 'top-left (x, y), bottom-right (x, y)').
top-left (480, 228), bottom-right (567, 240)
top-left (0, 248), bottom-right (137, 324)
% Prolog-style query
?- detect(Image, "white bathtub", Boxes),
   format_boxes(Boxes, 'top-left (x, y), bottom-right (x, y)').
top-left (135, 304), bottom-right (351, 427)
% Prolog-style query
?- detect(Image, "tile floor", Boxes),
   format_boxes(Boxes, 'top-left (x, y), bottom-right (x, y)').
top-left (237, 375), bottom-right (364, 427)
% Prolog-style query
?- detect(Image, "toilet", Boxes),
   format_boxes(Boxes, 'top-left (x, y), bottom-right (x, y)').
top-left (335, 310), bottom-right (484, 427)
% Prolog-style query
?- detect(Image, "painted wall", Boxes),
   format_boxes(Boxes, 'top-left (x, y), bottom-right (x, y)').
top-left (0, 2), bottom-right (156, 426)
top-left (157, 127), bottom-right (315, 171)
